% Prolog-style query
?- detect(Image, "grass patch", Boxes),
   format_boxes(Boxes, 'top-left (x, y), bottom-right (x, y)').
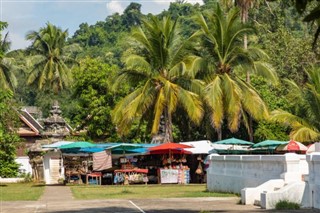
top-left (275, 200), bottom-right (300, 210)
top-left (0, 183), bottom-right (45, 201)
top-left (70, 184), bottom-right (236, 200)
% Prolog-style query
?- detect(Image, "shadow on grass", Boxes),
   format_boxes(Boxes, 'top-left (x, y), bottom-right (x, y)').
top-left (0, 184), bottom-right (8, 187)
top-left (31, 184), bottom-right (46, 187)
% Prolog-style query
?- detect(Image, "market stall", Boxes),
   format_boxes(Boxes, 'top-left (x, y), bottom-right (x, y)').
top-left (148, 143), bottom-right (193, 184)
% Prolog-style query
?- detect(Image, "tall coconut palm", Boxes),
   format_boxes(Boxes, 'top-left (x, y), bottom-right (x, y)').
top-left (0, 22), bottom-right (17, 91)
top-left (195, 4), bottom-right (277, 140)
top-left (26, 22), bottom-right (80, 93)
top-left (271, 66), bottom-right (320, 142)
top-left (112, 15), bottom-right (204, 143)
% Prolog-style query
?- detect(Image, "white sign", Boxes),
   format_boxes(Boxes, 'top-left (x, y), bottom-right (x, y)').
top-left (160, 169), bottom-right (179, 183)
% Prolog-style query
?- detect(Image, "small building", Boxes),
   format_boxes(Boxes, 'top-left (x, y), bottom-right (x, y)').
top-left (17, 102), bottom-right (73, 184)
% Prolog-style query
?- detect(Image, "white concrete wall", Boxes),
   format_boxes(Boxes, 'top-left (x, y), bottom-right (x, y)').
top-left (207, 153), bottom-right (306, 194)
top-left (43, 151), bottom-right (63, 184)
top-left (307, 153), bottom-right (320, 209)
top-left (15, 156), bottom-right (32, 175)
top-left (260, 181), bottom-right (308, 209)
top-left (241, 179), bottom-right (285, 205)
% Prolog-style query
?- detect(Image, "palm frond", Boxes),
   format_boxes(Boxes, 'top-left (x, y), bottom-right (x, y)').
top-left (204, 75), bottom-right (224, 129)
top-left (222, 73), bottom-right (242, 132)
top-left (177, 88), bottom-right (204, 124)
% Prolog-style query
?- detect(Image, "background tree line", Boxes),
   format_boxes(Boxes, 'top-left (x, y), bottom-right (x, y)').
top-left (1, 0), bottom-right (320, 148)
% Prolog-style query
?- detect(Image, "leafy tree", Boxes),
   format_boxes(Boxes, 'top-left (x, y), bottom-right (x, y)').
top-left (122, 2), bottom-right (142, 28)
top-left (293, 0), bottom-right (320, 47)
top-left (72, 58), bottom-right (122, 140)
top-left (271, 66), bottom-right (320, 142)
top-left (0, 89), bottom-right (20, 177)
top-left (195, 4), bottom-right (277, 140)
top-left (0, 22), bottom-right (17, 91)
top-left (26, 22), bottom-right (80, 94)
top-left (112, 15), bottom-right (204, 143)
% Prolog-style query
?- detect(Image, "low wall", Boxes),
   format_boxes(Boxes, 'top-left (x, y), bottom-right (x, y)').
top-left (0, 178), bottom-right (24, 183)
top-left (207, 153), bottom-right (306, 194)
top-left (15, 156), bottom-right (32, 175)
top-left (307, 153), bottom-right (320, 209)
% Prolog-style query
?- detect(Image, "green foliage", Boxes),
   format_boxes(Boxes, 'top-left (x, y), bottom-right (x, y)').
top-left (0, 89), bottom-right (20, 177)
top-left (18, 172), bottom-right (32, 183)
top-left (26, 22), bottom-right (81, 93)
top-left (0, 22), bottom-right (17, 91)
top-left (271, 66), bottom-right (320, 142)
top-left (195, 3), bottom-right (276, 140)
top-left (112, 15), bottom-right (204, 142)
top-left (72, 58), bottom-right (123, 140)
top-left (7, 0), bottom-right (320, 142)
top-left (275, 200), bottom-right (300, 210)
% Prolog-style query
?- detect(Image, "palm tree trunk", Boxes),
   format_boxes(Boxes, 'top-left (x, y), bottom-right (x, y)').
top-left (217, 128), bottom-right (222, 141)
top-left (241, 5), bottom-right (254, 142)
top-left (163, 108), bottom-right (173, 143)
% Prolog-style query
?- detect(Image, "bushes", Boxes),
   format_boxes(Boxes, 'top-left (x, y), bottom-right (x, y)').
top-left (275, 200), bottom-right (300, 210)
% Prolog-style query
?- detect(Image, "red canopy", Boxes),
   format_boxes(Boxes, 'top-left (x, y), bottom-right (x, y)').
top-left (276, 140), bottom-right (308, 153)
top-left (148, 142), bottom-right (193, 155)
top-left (149, 142), bottom-right (193, 151)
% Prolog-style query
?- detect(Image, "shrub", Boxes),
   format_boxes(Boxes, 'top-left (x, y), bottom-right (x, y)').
top-left (275, 200), bottom-right (300, 210)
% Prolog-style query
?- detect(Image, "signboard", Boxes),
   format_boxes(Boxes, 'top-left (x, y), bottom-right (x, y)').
top-left (160, 169), bottom-right (179, 183)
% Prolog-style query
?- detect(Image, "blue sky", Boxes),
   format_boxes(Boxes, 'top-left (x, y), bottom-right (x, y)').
top-left (1, 0), bottom-right (202, 50)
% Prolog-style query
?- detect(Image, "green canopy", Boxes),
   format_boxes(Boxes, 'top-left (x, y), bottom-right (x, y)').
top-left (213, 137), bottom-right (254, 146)
top-left (105, 143), bottom-right (145, 155)
top-left (59, 141), bottom-right (95, 149)
top-left (251, 140), bottom-right (288, 148)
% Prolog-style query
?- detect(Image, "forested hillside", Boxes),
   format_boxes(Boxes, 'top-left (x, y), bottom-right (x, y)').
top-left (2, 0), bottom-right (320, 143)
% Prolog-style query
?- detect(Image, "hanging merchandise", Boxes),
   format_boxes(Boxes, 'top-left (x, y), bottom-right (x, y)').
top-left (195, 162), bottom-right (203, 175)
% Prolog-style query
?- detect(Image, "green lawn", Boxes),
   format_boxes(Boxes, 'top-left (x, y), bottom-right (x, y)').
top-left (70, 184), bottom-right (236, 200)
top-left (0, 183), bottom-right (45, 201)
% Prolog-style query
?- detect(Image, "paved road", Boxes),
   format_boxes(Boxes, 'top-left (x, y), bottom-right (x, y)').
top-left (0, 186), bottom-right (319, 213)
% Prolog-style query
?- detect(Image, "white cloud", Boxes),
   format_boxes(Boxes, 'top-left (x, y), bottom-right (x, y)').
top-left (106, 1), bottom-right (125, 15)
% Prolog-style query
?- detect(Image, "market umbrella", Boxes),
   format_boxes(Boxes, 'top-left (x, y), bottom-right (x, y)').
top-left (213, 137), bottom-right (254, 146)
top-left (276, 140), bottom-right (308, 153)
top-left (148, 142), bottom-right (193, 151)
top-left (105, 143), bottom-right (146, 155)
top-left (79, 147), bottom-right (105, 153)
top-left (148, 142), bottom-right (193, 156)
top-left (59, 141), bottom-right (96, 149)
top-left (251, 140), bottom-right (288, 148)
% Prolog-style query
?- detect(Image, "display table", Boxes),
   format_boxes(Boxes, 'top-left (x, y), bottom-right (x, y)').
top-left (114, 169), bottom-right (149, 185)
top-left (86, 172), bottom-right (102, 185)
top-left (114, 169), bottom-right (148, 174)
top-left (66, 172), bottom-right (82, 184)
top-left (159, 169), bottom-right (190, 184)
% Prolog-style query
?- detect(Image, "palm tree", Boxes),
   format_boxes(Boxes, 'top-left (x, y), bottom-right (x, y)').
top-left (26, 22), bottom-right (80, 93)
top-left (0, 22), bottom-right (17, 91)
top-left (271, 66), bottom-right (320, 142)
top-left (195, 4), bottom-right (277, 140)
top-left (112, 15), bottom-right (204, 143)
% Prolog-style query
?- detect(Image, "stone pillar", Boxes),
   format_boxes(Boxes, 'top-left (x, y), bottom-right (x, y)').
top-left (280, 153), bottom-right (302, 183)
top-left (307, 153), bottom-right (320, 209)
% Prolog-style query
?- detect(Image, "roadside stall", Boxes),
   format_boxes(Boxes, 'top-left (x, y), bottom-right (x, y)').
top-left (105, 143), bottom-right (152, 185)
top-left (180, 140), bottom-right (214, 183)
top-left (148, 143), bottom-right (193, 184)
top-left (59, 142), bottom-right (113, 185)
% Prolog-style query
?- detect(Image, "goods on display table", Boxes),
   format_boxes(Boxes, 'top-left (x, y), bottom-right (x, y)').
top-left (113, 169), bottom-right (149, 185)
top-left (113, 157), bottom-right (149, 185)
